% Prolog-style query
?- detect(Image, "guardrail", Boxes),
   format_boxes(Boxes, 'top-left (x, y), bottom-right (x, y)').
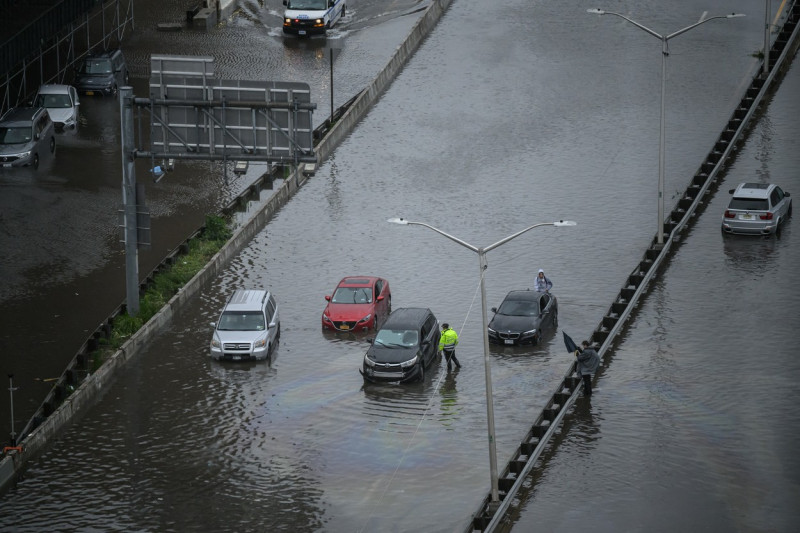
top-left (468, 2), bottom-right (800, 530)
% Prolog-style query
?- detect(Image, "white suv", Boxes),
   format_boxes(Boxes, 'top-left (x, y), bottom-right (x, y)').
top-left (210, 289), bottom-right (280, 361)
top-left (721, 182), bottom-right (792, 236)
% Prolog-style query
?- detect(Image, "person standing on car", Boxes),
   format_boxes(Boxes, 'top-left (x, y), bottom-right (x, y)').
top-left (575, 340), bottom-right (601, 396)
top-left (438, 323), bottom-right (461, 371)
top-left (534, 269), bottom-right (553, 292)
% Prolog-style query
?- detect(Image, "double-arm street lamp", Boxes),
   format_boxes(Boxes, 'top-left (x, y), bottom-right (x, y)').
top-left (587, 8), bottom-right (745, 245)
top-left (388, 217), bottom-right (576, 505)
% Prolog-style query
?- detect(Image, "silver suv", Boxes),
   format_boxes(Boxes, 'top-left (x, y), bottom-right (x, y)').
top-left (721, 182), bottom-right (792, 236)
top-left (0, 106), bottom-right (56, 169)
top-left (210, 289), bottom-right (280, 361)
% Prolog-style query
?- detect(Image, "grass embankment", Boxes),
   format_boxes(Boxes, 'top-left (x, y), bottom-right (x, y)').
top-left (90, 214), bottom-right (232, 369)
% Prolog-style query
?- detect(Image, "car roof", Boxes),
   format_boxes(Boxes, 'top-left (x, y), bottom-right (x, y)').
top-left (223, 289), bottom-right (269, 311)
top-left (502, 289), bottom-right (542, 301)
top-left (381, 307), bottom-right (433, 329)
top-left (0, 106), bottom-right (44, 125)
top-left (86, 49), bottom-right (122, 59)
top-left (731, 182), bottom-right (775, 199)
top-left (36, 84), bottom-right (73, 95)
top-left (338, 276), bottom-right (380, 287)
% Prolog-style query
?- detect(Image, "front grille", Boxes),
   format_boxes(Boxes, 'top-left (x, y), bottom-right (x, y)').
top-left (497, 332), bottom-right (520, 340)
top-left (0, 155), bottom-right (20, 163)
top-left (334, 321), bottom-right (357, 331)
top-left (223, 342), bottom-right (251, 350)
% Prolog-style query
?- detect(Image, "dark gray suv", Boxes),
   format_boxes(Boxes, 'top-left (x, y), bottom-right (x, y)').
top-left (74, 49), bottom-right (128, 97)
top-left (361, 308), bottom-right (440, 383)
top-left (0, 106), bottom-right (55, 169)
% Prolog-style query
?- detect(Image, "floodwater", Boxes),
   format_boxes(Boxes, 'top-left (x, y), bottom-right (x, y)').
top-left (1, 0), bottom-right (798, 531)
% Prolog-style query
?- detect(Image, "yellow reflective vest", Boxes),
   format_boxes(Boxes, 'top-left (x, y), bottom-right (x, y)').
top-left (439, 328), bottom-right (459, 351)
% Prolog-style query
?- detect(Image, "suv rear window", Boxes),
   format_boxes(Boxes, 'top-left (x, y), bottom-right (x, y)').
top-left (728, 198), bottom-right (769, 211)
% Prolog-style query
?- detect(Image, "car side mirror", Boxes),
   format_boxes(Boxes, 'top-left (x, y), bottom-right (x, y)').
top-left (283, 0), bottom-right (288, 5)
top-left (376, 295), bottom-right (384, 301)
top-left (728, 188), bottom-right (735, 194)
top-left (209, 321), bottom-right (216, 328)
top-left (785, 192), bottom-right (791, 197)
top-left (33, 133), bottom-right (40, 140)
top-left (325, 295), bottom-right (331, 301)
top-left (491, 307), bottom-right (497, 313)
top-left (366, 337), bottom-right (374, 344)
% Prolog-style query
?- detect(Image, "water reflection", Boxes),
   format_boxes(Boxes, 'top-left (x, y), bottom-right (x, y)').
top-left (721, 233), bottom-right (780, 274)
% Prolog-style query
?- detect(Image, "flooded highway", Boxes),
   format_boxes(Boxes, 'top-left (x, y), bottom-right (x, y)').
top-left (1, 0), bottom-right (799, 531)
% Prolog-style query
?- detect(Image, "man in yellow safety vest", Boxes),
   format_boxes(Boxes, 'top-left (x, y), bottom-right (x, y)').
top-left (438, 323), bottom-right (461, 371)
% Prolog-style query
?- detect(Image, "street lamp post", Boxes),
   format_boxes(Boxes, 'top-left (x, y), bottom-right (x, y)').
top-left (388, 217), bottom-right (576, 505)
top-left (587, 8), bottom-right (744, 245)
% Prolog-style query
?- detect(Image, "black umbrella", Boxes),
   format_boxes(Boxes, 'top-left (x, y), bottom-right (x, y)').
top-left (563, 331), bottom-right (579, 354)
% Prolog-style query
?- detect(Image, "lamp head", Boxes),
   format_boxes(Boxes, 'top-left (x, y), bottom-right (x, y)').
top-left (387, 218), bottom-right (409, 225)
top-left (553, 220), bottom-right (577, 227)
top-left (587, 8), bottom-right (605, 15)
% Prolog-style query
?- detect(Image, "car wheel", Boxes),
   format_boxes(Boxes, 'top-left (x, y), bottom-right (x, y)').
top-left (276, 323), bottom-right (281, 340)
top-left (111, 84), bottom-right (118, 96)
top-left (32, 153), bottom-right (39, 169)
top-left (788, 203), bottom-right (793, 217)
top-left (49, 136), bottom-right (55, 153)
top-left (552, 311), bottom-right (558, 328)
top-left (418, 362), bottom-right (425, 382)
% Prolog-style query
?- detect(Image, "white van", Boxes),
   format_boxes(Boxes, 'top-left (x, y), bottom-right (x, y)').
top-left (282, 0), bottom-right (346, 37)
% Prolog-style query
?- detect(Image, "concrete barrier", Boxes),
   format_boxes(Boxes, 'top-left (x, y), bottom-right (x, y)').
top-left (0, 0), bottom-right (455, 497)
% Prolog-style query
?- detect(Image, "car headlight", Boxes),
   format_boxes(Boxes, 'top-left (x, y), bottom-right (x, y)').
top-left (254, 337), bottom-right (267, 348)
top-left (357, 314), bottom-right (372, 324)
top-left (487, 327), bottom-right (496, 335)
top-left (363, 354), bottom-right (375, 367)
top-left (522, 328), bottom-right (537, 337)
top-left (284, 18), bottom-right (291, 24)
top-left (400, 356), bottom-right (419, 368)
top-left (211, 338), bottom-right (220, 348)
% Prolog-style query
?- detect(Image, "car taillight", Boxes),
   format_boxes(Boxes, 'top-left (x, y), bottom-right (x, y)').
top-left (724, 210), bottom-right (736, 219)
top-left (759, 212), bottom-right (773, 220)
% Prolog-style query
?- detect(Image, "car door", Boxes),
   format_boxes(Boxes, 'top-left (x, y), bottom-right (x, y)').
top-left (373, 279), bottom-right (387, 324)
top-left (772, 187), bottom-right (788, 220)
top-left (538, 293), bottom-right (554, 330)
top-left (420, 314), bottom-right (437, 366)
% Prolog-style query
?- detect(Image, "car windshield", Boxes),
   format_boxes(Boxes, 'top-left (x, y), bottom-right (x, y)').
top-left (81, 58), bottom-right (113, 74)
top-left (287, 0), bottom-right (327, 9)
top-left (332, 286), bottom-right (372, 304)
top-left (217, 311), bottom-right (265, 331)
top-left (374, 329), bottom-right (418, 347)
top-left (497, 299), bottom-right (539, 317)
top-left (35, 93), bottom-right (72, 108)
top-left (728, 198), bottom-right (769, 211)
top-left (0, 126), bottom-right (31, 144)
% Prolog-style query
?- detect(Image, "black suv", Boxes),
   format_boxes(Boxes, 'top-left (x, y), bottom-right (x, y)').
top-left (74, 49), bottom-right (128, 97)
top-left (361, 308), bottom-right (440, 383)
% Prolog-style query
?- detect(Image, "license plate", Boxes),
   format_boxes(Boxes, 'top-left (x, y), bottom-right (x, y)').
top-left (299, 30), bottom-right (306, 35)
top-left (741, 214), bottom-right (754, 220)
top-left (231, 355), bottom-right (241, 360)
top-left (340, 324), bottom-right (350, 330)
top-left (2, 163), bottom-right (11, 168)
top-left (504, 339), bottom-right (514, 345)
top-left (86, 90), bottom-right (94, 96)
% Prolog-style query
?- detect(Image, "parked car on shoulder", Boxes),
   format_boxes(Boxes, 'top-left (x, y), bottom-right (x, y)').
top-left (721, 182), bottom-right (792, 236)
top-left (209, 289), bottom-right (280, 362)
top-left (74, 49), bottom-right (128, 97)
top-left (487, 290), bottom-right (558, 346)
top-left (33, 84), bottom-right (80, 131)
top-left (0, 106), bottom-right (55, 169)
top-left (322, 276), bottom-right (391, 332)
top-left (361, 308), bottom-right (440, 383)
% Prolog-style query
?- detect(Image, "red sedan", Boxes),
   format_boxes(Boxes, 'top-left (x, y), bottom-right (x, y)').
top-left (322, 276), bottom-right (391, 332)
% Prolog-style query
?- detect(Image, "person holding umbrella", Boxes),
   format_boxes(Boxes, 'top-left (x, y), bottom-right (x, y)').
top-left (574, 340), bottom-right (600, 397)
